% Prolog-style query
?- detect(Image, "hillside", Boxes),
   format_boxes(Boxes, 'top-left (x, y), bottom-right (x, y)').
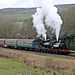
top-left (0, 8), bottom-right (36, 22)
top-left (0, 4), bottom-right (75, 22)
top-left (0, 8), bottom-right (36, 14)
top-left (0, 4), bottom-right (75, 13)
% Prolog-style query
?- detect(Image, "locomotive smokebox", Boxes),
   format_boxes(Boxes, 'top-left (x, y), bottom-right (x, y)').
top-left (53, 42), bottom-right (60, 48)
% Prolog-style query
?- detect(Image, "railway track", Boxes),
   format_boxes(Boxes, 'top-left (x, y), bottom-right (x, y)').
top-left (69, 50), bottom-right (75, 53)
top-left (2, 47), bottom-right (75, 60)
top-left (66, 50), bottom-right (75, 58)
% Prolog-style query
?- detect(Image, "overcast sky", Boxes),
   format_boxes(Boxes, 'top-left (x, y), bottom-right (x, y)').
top-left (0, 0), bottom-right (75, 9)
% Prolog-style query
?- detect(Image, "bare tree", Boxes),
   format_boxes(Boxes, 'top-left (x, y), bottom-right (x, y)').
top-left (20, 18), bottom-right (37, 39)
top-left (0, 15), bottom-right (20, 38)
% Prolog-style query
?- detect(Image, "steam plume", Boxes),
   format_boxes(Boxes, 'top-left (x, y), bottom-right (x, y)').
top-left (32, 8), bottom-right (46, 38)
top-left (32, 0), bottom-right (63, 41)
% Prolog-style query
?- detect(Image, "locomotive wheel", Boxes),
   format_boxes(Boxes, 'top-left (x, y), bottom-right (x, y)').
top-left (39, 49), bottom-right (42, 52)
top-left (41, 49), bottom-right (44, 53)
top-left (56, 50), bottom-right (59, 54)
top-left (47, 50), bottom-right (50, 53)
top-left (17, 47), bottom-right (22, 50)
top-left (44, 49), bottom-right (47, 53)
top-left (35, 48), bottom-right (38, 52)
top-left (40, 49), bottom-right (42, 52)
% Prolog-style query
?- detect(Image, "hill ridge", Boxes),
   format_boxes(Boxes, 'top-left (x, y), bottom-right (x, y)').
top-left (0, 4), bottom-right (75, 13)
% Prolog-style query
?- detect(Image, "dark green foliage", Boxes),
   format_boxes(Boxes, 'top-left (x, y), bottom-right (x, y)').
top-left (59, 7), bottom-right (75, 50)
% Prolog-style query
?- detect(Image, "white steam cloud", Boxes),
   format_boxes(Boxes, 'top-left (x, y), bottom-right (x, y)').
top-left (32, 8), bottom-right (46, 39)
top-left (32, 0), bottom-right (63, 41)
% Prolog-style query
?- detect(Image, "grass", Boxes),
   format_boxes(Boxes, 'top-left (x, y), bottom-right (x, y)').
top-left (14, 9), bottom-right (36, 14)
top-left (1, 9), bottom-right (36, 20)
top-left (0, 57), bottom-right (26, 75)
top-left (0, 57), bottom-right (49, 75)
top-left (3, 14), bottom-right (32, 19)
top-left (0, 57), bottom-right (73, 75)
top-left (6, 9), bottom-right (36, 14)
top-left (0, 48), bottom-right (75, 75)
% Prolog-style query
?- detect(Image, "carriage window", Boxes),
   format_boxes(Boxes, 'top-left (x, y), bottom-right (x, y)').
top-left (23, 42), bottom-right (26, 44)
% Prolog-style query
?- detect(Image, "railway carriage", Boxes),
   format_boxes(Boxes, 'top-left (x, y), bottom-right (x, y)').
top-left (5, 39), bottom-right (18, 48)
top-left (17, 39), bottom-right (35, 50)
top-left (0, 39), bottom-right (5, 47)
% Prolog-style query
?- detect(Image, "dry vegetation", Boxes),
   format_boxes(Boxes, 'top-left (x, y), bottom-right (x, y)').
top-left (0, 48), bottom-right (75, 74)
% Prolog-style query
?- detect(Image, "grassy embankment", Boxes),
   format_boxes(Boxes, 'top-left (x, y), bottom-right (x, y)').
top-left (0, 48), bottom-right (75, 75)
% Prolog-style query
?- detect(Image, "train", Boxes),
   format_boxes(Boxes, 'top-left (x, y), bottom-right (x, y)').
top-left (0, 39), bottom-right (69, 54)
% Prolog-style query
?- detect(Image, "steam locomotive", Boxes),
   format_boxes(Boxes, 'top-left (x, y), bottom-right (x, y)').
top-left (0, 39), bottom-right (69, 54)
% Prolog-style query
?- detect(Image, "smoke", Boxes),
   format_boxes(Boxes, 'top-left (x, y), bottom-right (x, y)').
top-left (32, 8), bottom-right (46, 38)
top-left (32, 0), bottom-right (63, 41)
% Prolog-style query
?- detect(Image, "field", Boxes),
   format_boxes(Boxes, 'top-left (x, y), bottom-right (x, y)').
top-left (0, 4), bottom-right (75, 22)
top-left (0, 8), bottom-right (36, 21)
top-left (0, 48), bottom-right (75, 75)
